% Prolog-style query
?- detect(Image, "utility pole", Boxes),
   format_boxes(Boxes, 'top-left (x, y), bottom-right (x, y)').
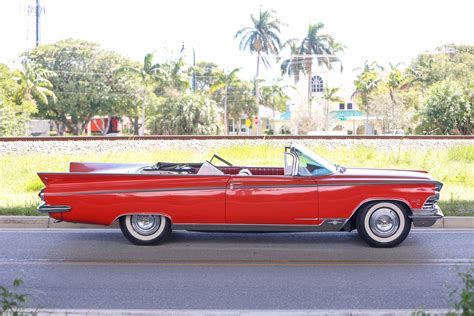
top-left (192, 47), bottom-right (196, 92)
top-left (27, 0), bottom-right (44, 47)
top-left (35, 0), bottom-right (41, 47)
top-left (180, 42), bottom-right (196, 92)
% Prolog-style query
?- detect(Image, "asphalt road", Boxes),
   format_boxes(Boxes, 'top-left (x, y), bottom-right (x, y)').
top-left (0, 229), bottom-right (473, 310)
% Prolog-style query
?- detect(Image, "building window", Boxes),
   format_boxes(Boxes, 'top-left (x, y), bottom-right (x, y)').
top-left (310, 75), bottom-right (323, 93)
top-left (240, 119), bottom-right (247, 133)
top-left (339, 103), bottom-right (345, 110)
top-left (347, 102), bottom-right (353, 110)
top-left (228, 119), bottom-right (235, 133)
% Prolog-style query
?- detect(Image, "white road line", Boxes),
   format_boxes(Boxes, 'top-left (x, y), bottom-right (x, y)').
top-left (0, 228), bottom-right (472, 233)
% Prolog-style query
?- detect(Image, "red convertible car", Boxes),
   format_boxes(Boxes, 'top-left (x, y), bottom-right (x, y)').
top-left (37, 144), bottom-right (443, 247)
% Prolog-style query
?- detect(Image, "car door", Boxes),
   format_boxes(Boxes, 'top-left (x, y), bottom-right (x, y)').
top-left (225, 174), bottom-right (319, 225)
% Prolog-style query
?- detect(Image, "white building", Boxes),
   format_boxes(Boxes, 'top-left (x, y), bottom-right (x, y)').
top-left (228, 58), bottom-right (382, 136)
top-left (280, 61), bottom-right (376, 135)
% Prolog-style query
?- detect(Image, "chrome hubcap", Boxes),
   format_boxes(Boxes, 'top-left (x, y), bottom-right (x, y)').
top-left (131, 215), bottom-right (160, 236)
top-left (369, 208), bottom-right (400, 238)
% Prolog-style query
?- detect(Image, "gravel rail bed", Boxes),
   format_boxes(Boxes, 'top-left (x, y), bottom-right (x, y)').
top-left (1, 139), bottom-right (473, 155)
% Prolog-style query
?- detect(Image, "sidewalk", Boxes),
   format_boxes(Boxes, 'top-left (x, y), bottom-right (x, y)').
top-left (0, 216), bottom-right (472, 229)
top-left (21, 309), bottom-right (453, 316)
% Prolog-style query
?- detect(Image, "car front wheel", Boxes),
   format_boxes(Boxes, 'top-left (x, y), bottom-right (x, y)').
top-left (356, 201), bottom-right (411, 248)
top-left (119, 214), bottom-right (171, 245)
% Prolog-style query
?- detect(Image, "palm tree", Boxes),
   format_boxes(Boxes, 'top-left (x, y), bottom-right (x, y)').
top-left (352, 61), bottom-right (383, 135)
top-left (281, 23), bottom-right (343, 113)
top-left (280, 39), bottom-right (304, 84)
top-left (322, 86), bottom-right (343, 130)
top-left (209, 68), bottom-right (241, 135)
top-left (155, 57), bottom-right (190, 94)
top-left (299, 23), bottom-right (343, 109)
top-left (234, 7), bottom-right (283, 108)
top-left (15, 60), bottom-right (57, 106)
top-left (117, 53), bottom-right (160, 135)
top-left (386, 62), bottom-right (407, 132)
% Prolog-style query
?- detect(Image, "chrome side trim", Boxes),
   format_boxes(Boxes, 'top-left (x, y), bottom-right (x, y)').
top-left (231, 184), bottom-right (317, 189)
top-left (37, 202), bottom-right (71, 213)
top-left (48, 186), bottom-right (227, 197)
top-left (294, 218), bottom-right (322, 221)
top-left (232, 181), bottom-right (438, 190)
top-left (173, 220), bottom-right (345, 232)
top-left (318, 181), bottom-right (439, 186)
top-left (47, 181), bottom-right (437, 197)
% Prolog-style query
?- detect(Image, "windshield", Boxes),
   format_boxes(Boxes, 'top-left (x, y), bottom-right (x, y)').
top-left (291, 145), bottom-right (337, 176)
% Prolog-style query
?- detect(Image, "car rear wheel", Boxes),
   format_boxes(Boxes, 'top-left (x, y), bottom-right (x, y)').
top-left (356, 201), bottom-right (411, 248)
top-left (119, 214), bottom-right (171, 245)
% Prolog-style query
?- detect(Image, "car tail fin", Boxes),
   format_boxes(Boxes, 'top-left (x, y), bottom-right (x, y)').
top-left (37, 173), bottom-right (49, 185)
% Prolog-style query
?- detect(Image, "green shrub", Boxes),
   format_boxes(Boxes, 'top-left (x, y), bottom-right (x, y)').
top-left (449, 266), bottom-right (474, 315)
top-left (0, 278), bottom-right (27, 315)
top-left (24, 178), bottom-right (44, 192)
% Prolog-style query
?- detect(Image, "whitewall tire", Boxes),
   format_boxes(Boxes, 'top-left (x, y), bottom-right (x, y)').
top-left (356, 202), bottom-right (411, 248)
top-left (119, 215), bottom-right (171, 245)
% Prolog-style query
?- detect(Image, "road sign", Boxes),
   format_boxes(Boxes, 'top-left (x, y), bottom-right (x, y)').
top-left (245, 118), bottom-right (252, 127)
top-left (254, 116), bottom-right (260, 125)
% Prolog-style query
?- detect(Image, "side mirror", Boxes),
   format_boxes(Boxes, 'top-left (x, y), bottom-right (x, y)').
top-left (284, 152), bottom-right (297, 176)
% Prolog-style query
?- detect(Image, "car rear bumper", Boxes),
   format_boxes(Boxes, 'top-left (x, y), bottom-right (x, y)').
top-left (37, 202), bottom-right (71, 213)
top-left (410, 205), bottom-right (444, 227)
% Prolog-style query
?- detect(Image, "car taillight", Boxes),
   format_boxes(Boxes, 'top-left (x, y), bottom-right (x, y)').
top-left (39, 188), bottom-right (45, 201)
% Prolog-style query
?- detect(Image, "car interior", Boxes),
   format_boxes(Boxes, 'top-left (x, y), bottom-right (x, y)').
top-left (139, 153), bottom-right (285, 176)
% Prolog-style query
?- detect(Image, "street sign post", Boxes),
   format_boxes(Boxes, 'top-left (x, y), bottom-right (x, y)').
top-left (254, 116), bottom-right (260, 135)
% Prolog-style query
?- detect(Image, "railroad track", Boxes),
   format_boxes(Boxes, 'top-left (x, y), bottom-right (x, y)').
top-left (1, 135), bottom-right (473, 141)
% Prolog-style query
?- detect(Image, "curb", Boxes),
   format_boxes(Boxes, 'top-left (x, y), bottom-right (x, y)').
top-left (0, 216), bottom-right (472, 229)
top-left (22, 309), bottom-right (453, 316)
top-left (0, 216), bottom-right (119, 229)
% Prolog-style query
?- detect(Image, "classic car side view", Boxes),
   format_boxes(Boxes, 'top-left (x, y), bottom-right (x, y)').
top-left (37, 144), bottom-right (444, 247)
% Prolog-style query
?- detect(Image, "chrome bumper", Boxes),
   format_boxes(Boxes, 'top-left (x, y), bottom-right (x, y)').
top-left (409, 205), bottom-right (444, 227)
top-left (37, 202), bottom-right (71, 213)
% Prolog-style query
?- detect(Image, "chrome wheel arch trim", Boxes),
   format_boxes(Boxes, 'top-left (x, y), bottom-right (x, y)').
top-left (340, 197), bottom-right (412, 227)
top-left (112, 212), bottom-right (173, 226)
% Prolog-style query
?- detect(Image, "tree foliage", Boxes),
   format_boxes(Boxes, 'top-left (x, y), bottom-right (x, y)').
top-left (419, 79), bottom-right (472, 135)
top-left (210, 68), bottom-right (241, 134)
top-left (0, 64), bottom-right (37, 136)
top-left (408, 44), bottom-right (474, 90)
top-left (147, 94), bottom-right (219, 135)
top-left (353, 62), bottom-right (383, 113)
top-left (226, 80), bottom-right (258, 121)
top-left (194, 61), bottom-right (221, 93)
top-left (406, 44), bottom-right (473, 134)
top-left (25, 39), bottom-right (126, 135)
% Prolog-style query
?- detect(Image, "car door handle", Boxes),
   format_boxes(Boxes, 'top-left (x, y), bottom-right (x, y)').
top-left (229, 183), bottom-right (242, 190)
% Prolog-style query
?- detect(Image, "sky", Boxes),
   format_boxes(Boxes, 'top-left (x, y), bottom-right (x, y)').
top-left (1, 0), bottom-right (473, 89)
